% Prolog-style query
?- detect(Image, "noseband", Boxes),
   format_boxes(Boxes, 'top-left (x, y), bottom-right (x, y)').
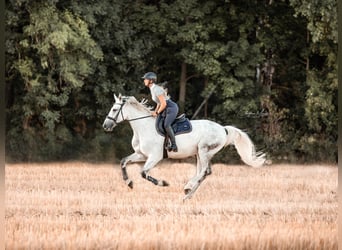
top-left (106, 100), bottom-right (152, 125)
top-left (106, 102), bottom-right (125, 126)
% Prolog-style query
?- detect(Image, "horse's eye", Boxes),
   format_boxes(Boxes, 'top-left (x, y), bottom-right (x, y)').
top-left (112, 109), bottom-right (117, 112)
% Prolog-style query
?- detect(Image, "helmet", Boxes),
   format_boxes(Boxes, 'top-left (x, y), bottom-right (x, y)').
top-left (142, 72), bottom-right (157, 82)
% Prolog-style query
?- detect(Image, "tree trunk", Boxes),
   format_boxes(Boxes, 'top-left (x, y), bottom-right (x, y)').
top-left (178, 62), bottom-right (187, 113)
top-left (306, 30), bottom-right (310, 72)
top-left (204, 77), bottom-right (208, 117)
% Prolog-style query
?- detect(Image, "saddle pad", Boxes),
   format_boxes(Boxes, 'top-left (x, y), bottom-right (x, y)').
top-left (156, 116), bottom-right (192, 136)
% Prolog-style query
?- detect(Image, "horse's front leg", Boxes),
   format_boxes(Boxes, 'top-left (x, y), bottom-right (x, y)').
top-left (120, 152), bottom-right (146, 188)
top-left (141, 157), bottom-right (169, 187)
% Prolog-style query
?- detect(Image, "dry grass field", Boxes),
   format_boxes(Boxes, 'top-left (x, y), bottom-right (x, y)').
top-left (5, 162), bottom-right (337, 250)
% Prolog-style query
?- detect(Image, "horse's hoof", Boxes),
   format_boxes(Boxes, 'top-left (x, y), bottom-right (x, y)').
top-left (126, 179), bottom-right (133, 189)
top-left (158, 180), bottom-right (169, 186)
top-left (183, 192), bottom-right (194, 201)
top-left (184, 188), bottom-right (191, 195)
top-left (265, 159), bottom-right (272, 165)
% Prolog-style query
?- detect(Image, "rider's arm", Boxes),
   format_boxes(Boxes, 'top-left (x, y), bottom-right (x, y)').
top-left (152, 95), bottom-right (166, 117)
top-left (156, 94), bottom-right (167, 114)
top-left (153, 103), bottom-right (160, 116)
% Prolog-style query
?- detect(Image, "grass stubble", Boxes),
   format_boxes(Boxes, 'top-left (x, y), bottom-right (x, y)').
top-left (5, 162), bottom-right (337, 249)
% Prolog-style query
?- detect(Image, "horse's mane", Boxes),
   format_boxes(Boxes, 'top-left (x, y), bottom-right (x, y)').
top-left (125, 96), bottom-right (153, 114)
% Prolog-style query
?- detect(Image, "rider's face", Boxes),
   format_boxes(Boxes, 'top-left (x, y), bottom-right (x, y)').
top-left (144, 78), bottom-right (151, 87)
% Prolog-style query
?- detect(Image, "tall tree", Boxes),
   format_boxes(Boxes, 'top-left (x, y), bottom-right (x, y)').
top-left (290, 0), bottom-right (337, 160)
top-left (6, 0), bottom-right (103, 160)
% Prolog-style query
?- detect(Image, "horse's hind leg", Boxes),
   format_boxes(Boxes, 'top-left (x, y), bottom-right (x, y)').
top-left (184, 162), bottom-right (212, 196)
top-left (141, 158), bottom-right (169, 187)
top-left (206, 163), bottom-right (212, 176)
top-left (184, 154), bottom-right (202, 193)
top-left (120, 152), bottom-right (146, 188)
top-left (184, 146), bottom-right (217, 199)
top-left (183, 172), bottom-right (207, 200)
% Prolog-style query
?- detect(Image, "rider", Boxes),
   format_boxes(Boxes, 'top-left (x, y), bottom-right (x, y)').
top-left (142, 72), bottom-right (179, 152)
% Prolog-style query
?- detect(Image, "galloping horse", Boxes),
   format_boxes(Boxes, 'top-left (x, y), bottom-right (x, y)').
top-left (103, 94), bottom-right (266, 199)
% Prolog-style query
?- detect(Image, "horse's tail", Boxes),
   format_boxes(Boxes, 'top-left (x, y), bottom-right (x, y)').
top-left (224, 126), bottom-right (266, 168)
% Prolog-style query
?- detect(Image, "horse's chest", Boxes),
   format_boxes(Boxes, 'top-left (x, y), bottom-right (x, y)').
top-left (136, 134), bottom-right (163, 152)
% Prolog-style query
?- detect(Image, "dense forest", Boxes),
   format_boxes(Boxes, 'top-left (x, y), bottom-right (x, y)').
top-left (5, 0), bottom-right (337, 163)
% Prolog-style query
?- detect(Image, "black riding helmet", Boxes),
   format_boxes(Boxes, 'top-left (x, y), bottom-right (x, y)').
top-left (142, 72), bottom-right (157, 82)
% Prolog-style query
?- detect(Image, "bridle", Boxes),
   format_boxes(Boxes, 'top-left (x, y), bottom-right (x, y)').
top-left (106, 100), bottom-right (152, 125)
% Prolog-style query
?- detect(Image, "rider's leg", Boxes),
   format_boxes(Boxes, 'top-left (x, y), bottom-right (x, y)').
top-left (164, 100), bottom-right (179, 152)
top-left (165, 125), bottom-right (177, 152)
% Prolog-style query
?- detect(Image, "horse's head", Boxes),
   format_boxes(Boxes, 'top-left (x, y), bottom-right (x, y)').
top-left (103, 93), bottom-right (128, 131)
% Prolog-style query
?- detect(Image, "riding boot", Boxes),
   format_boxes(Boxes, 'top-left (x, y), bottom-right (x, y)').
top-left (165, 125), bottom-right (178, 152)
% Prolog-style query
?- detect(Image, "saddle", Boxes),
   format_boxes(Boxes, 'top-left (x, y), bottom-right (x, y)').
top-left (156, 114), bottom-right (192, 137)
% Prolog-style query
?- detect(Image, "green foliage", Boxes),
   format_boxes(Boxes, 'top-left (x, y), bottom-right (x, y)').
top-left (5, 0), bottom-right (337, 163)
top-left (305, 71), bottom-right (336, 133)
top-left (6, 0), bottom-right (104, 161)
top-left (290, 0), bottom-right (337, 44)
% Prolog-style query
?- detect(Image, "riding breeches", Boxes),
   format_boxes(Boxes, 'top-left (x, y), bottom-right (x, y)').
top-left (162, 99), bottom-right (179, 127)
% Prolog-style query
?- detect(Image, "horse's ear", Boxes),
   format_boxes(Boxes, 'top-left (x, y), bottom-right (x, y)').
top-left (114, 94), bottom-right (118, 102)
top-left (118, 93), bottom-right (123, 102)
top-left (114, 93), bottom-right (123, 102)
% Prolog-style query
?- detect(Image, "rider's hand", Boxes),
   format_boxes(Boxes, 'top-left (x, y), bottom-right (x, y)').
top-left (152, 111), bottom-right (158, 117)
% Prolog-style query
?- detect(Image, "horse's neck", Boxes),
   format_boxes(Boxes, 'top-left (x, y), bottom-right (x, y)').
top-left (126, 106), bottom-right (155, 134)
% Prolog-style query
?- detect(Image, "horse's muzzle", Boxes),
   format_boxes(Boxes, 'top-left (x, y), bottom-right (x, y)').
top-left (102, 120), bottom-right (115, 132)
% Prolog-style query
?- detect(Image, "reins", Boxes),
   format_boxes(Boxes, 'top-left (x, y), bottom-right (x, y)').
top-left (126, 115), bottom-right (153, 122)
